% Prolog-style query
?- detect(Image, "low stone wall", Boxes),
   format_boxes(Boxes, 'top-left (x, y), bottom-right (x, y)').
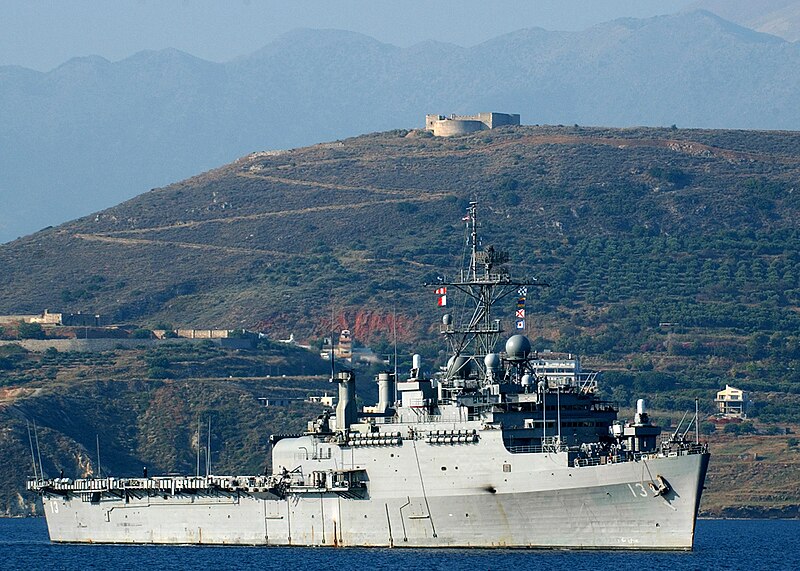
top-left (0, 337), bottom-right (227, 353)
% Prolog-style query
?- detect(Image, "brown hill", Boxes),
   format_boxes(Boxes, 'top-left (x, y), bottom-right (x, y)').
top-left (3, 125), bottom-right (800, 337)
top-left (3, 124), bottom-right (800, 516)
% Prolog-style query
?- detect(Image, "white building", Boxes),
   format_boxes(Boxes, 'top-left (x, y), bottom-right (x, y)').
top-left (715, 385), bottom-right (750, 418)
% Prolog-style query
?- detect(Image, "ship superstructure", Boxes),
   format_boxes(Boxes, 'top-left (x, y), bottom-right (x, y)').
top-left (29, 202), bottom-right (709, 549)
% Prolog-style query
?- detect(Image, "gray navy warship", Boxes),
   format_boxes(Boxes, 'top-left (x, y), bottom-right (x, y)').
top-left (29, 202), bottom-right (709, 549)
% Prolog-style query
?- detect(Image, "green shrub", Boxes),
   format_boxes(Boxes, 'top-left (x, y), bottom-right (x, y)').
top-left (146, 355), bottom-right (171, 368)
top-left (148, 366), bottom-right (173, 379)
top-left (701, 422), bottom-right (717, 435)
top-left (18, 322), bottom-right (45, 339)
top-left (724, 423), bottom-right (741, 434)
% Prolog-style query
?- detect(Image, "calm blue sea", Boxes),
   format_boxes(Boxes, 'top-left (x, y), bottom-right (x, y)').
top-left (0, 518), bottom-right (797, 571)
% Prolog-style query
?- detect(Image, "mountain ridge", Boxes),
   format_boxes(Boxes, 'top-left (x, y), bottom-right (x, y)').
top-left (691, 0), bottom-right (800, 42)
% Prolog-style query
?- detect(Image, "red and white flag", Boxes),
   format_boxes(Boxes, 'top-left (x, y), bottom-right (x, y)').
top-left (435, 287), bottom-right (447, 295)
top-left (437, 295), bottom-right (447, 307)
top-left (515, 309), bottom-right (525, 318)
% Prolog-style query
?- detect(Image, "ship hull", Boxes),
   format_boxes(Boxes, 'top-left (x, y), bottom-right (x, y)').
top-left (40, 452), bottom-right (708, 549)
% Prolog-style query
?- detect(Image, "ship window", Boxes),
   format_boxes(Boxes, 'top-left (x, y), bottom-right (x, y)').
top-left (441, 466), bottom-right (447, 471)
top-left (503, 464), bottom-right (512, 473)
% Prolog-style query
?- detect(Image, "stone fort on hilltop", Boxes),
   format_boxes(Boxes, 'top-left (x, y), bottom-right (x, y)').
top-left (425, 112), bottom-right (520, 137)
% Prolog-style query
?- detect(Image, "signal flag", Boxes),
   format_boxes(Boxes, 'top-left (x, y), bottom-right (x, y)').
top-left (515, 320), bottom-right (525, 329)
top-left (437, 295), bottom-right (447, 307)
top-left (435, 287), bottom-right (447, 295)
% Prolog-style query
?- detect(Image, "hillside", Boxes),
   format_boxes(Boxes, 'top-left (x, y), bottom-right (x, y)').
top-left (692, 0), bottom-right (800, 41)
top-left (2, 123), bottom-right (800, 516)
top-left (4, 9), bottom-right (800, 242)
top-left (0, 341), bottom-right (339, 516)
top-left (3, 125), bottom-right (800, 376)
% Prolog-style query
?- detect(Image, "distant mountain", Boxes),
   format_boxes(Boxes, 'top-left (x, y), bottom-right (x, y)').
top-left (691, 0), bottom-right (800, 41)
top-left (2, 10), bottom-right (800, 243)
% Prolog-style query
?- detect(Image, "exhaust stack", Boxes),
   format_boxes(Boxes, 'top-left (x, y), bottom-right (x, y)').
top-left (335, 371), bottom-right (357, 432)
top-left (377, 372), bottom-right (395, 413)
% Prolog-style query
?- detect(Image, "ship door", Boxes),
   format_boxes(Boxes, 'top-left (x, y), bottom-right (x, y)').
top-left (264, 500), bottom-right (289, 545)
top-left (400, 497), bottom-right (434, 541)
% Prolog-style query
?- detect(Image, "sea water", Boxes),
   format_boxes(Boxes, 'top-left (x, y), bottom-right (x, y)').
top-left (1, 518), bottom-right (797, 571)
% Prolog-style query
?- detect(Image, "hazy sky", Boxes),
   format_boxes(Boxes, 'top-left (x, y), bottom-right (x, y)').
top-left (2, 0), bottom-right (695, 71)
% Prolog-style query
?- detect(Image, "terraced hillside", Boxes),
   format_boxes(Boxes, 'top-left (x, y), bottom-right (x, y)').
top-left (2, 124), bottom-right (800, 516)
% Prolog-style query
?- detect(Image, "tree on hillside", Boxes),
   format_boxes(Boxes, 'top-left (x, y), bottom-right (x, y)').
top-left (17, 322), bottom-right (45, 339)
top-left (701, 422), bottom-right (717, 435)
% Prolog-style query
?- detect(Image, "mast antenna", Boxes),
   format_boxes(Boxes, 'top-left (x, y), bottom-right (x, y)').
top-left (196, 415), bottom-right (201, 477)
top-left (27, 421), bottom-right (39, 480)
top-left (34, 421), bottom-right (44, 479)
top-left (557, 384), bottom-right (562, 445)
top-left (695, 398), bottom-right (700, 445)
top-left (393, 304), bottom-right (398, 405)
top-left (468, 201), bottom-right (478, 281)
top-left (206, 416), bottom-right (212, 478)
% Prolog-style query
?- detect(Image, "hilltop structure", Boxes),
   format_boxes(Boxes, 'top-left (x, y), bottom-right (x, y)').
top-left (715, 384), bottom-right (750, 418)
top-left (424, 112), bottom-right (520, 136)
top-left (0, 309), bottom-right (108, 327)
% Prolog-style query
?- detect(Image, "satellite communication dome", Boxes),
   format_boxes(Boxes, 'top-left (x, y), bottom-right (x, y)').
top-left (505, 334), bottom-right (532, 361)
top-left (443, 314), bottom-right (452, 326)
top-left (484, 353), bottom-right (502, 372)
top-left (452, 356), bottom-right (472, 379)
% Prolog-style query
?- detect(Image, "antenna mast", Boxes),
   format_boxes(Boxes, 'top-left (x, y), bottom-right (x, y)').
top-left (393, 304), bottom-right (398, 404)
top-left (469, 201), bottom-right (478, 281)
top-left (196, 416), bottom-right (201, 477)
top-left (429, 202), bottom-right (547, 369)
top-left (330, 306), bottom-right (336, 381)
top-left (206, 416), bottom-right (212, 478)
top-left (34, 421), bottom-right (44, 479)
top-left (27, 421), bottom-right (39, 480)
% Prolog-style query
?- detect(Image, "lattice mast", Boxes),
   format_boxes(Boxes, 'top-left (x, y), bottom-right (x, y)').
top-left (436, 202), bottom-right (545, 371)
